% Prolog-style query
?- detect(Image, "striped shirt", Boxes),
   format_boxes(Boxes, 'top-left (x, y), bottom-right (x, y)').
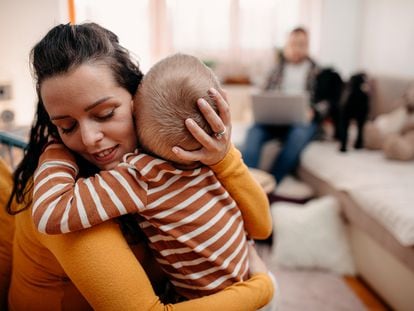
top-left (33, 146), bottom-right (249, 299)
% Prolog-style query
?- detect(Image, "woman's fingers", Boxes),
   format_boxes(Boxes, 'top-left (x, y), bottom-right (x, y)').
top-left (172, 145), bottom-right (202, 163)
top-left (197, 97), bottom-right (225, 135)
top-left (172, 87), bottom-right (233, 166)
top-left (185, 118), bottom-right (216, 150)
top-left (209, 88), bottom-right (231, 126)
top-left (172, 117), bottom-right (229, 166)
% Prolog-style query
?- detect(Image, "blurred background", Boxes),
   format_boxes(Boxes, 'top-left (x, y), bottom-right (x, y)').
top-left (1, 0), bottom-right (414, 126)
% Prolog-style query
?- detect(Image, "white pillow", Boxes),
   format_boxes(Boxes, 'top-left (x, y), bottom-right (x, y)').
top-left (271, 196), bottom-right (356, 275)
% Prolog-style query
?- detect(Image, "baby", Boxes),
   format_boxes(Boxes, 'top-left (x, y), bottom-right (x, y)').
top-left (135, 53), bottom-right (222, 168)
top-left (32, 53), bottom-right (272, 299)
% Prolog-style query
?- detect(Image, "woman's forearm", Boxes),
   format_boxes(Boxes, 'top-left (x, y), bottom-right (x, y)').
top-left (210, 146), bottom-right (272, 239)
top-left (40, 219), bottom-right (273, 311)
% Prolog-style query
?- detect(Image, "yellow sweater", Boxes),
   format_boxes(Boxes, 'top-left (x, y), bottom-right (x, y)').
top-left (0, 159), bottom-right (15, 310)
top-left (5, 148), bottom-right (273, 310)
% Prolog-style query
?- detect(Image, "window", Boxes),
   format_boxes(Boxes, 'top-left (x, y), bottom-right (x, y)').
top-left (74, 0), bottom-right (317, 81)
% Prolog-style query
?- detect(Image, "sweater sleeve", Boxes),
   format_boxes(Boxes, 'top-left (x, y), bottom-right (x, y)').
top-left (32, 144), bottom-right (147, 234)
top-left (210, 146), bottom-right (272, 239)
top-left (39, 219), bottom-right (274, 311)
top-left (0, 159), bottom-right (15, 310)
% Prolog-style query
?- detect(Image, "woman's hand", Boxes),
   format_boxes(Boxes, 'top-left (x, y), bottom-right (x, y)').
top-left (172, 88), bottom-right (232, 166)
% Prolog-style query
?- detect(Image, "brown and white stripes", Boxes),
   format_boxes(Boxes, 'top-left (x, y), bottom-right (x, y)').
top-left (33, 147), bottom-right (249, 298)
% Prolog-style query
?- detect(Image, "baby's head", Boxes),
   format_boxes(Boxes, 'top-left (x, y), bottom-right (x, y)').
top-left (134, 53), bottom-right (221, 167)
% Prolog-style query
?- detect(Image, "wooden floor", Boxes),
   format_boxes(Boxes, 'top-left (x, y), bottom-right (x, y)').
top-left (344, 276), bottom-right (391, 310)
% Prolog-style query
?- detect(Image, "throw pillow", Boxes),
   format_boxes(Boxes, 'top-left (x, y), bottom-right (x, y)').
top-left (270, 196), bottom-right (356, 275)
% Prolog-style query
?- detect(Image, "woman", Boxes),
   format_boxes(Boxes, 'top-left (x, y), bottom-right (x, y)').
top-left (5, 23), bottom-right (273, 310)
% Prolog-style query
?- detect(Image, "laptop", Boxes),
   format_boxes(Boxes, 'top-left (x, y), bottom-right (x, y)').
top-left (251, 91), bottom-right (310, 125)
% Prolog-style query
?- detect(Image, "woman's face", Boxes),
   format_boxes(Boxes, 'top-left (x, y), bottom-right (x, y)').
top-left (41, 63), bottom-right (138, 170)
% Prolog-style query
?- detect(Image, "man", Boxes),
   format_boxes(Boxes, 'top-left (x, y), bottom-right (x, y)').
top-left (242, 27), bottom-right (319, 184)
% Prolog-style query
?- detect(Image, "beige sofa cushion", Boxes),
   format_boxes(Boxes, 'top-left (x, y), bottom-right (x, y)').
top-left (370, 76), bottom-right (412, 117)
top-left (301, 141), bottom-right (414, 247)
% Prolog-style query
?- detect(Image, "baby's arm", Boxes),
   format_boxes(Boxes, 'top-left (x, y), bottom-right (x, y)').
top-left (210, 146), bottom-right (272, 239)
top-left (39, 219), bottom-right (273, 310)
top-left (32, 144), bottom-right (147, 234)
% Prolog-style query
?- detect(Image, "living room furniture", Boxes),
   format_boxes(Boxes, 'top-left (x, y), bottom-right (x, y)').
top-left (298, 76), bottom-right (414, 311)
top-left (226, 76), bottom-right (414, 311)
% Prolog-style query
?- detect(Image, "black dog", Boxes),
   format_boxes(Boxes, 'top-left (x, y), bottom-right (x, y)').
top-left (312, 68), bottom-right (344, 139)
top-left (338, 72), bottom-right (370, 152)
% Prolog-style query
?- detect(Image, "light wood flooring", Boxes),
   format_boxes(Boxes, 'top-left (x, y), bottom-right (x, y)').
top-left (344, 276), bottom-right (391, 310)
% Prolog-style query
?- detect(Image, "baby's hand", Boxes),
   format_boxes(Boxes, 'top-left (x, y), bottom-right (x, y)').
top-left (172, 88), bottom-right (232, 166)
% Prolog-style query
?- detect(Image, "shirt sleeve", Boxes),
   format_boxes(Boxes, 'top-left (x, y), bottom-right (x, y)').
top-left (39, 219), bottom-right (274, 311)
top-left (210, 146), bottom-right (272, 240)
top-left (0, 159), bottom-right (15, 310)
top-left (32, 144), bottom-right (147, 234)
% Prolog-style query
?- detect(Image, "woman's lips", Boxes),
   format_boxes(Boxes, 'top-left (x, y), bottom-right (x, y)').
top-left (92, 145), bottom-right (119, 164)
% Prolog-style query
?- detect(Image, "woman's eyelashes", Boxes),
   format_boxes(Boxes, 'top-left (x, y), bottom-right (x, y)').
top-left (58, 109), bottom-right (116, 135)
top-left (96, 108), bottom-right (115, 121)
top-left (60, 122), bottom-right (76, 134)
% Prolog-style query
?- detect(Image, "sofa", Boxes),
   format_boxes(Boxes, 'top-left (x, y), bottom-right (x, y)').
top-left (297, 75), bottom-right (414, 311)
top-left (227, 75), bottom-right (414, 311)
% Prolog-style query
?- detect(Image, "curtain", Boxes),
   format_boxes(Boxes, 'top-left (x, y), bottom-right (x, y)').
top-left (75, 0), bottom-right (322, 84)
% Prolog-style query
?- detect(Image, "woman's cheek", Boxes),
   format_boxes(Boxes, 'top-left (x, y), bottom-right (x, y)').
top-left (60, 135), bottom-right (81, 153)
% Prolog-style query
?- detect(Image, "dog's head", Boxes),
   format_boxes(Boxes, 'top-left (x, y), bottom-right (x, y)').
top-left (312, 68), bottom-right (343, 103)
top-left (348, 72), bottom-right (370, 93)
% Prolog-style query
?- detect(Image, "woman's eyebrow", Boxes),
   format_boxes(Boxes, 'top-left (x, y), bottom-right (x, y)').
top-left (85, 96), bottom-right (113, 112)
top-left (51, 115), bottom-right (70, 121)
top-left (50, 96), bottom-right (114, 120)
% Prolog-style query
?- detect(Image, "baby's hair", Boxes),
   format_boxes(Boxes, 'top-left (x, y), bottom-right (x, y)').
top-left (134, 53), bottom-right (221, 163)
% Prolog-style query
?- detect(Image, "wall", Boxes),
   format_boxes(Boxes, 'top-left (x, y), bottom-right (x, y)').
top-left (2, 0), bottom-right (414, 125)
top-left (0, 0), bottom-right (68, 126)
top-left (317, 0), bottom-right (414, 80)
top-left (317, 0), bottom-right (363, 79)
top-left (359, 0), bottom-right (414, 78)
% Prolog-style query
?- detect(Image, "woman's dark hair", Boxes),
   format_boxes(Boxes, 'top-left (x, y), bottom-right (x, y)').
top-left (7, 22), bottom-right (143, 215)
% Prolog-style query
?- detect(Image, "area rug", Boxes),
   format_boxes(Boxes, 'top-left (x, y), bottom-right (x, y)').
top-left (257, 245), bottom-right (366, 311)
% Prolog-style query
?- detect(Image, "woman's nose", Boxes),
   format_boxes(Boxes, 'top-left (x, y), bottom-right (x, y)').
top-left (79, 122), bottom-right (104, 147)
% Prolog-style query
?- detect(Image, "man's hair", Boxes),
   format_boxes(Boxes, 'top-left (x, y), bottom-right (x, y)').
top-left (134, 53), bottom-right (221, 162)
top-left (291, 26), bottom-right (308, 36)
